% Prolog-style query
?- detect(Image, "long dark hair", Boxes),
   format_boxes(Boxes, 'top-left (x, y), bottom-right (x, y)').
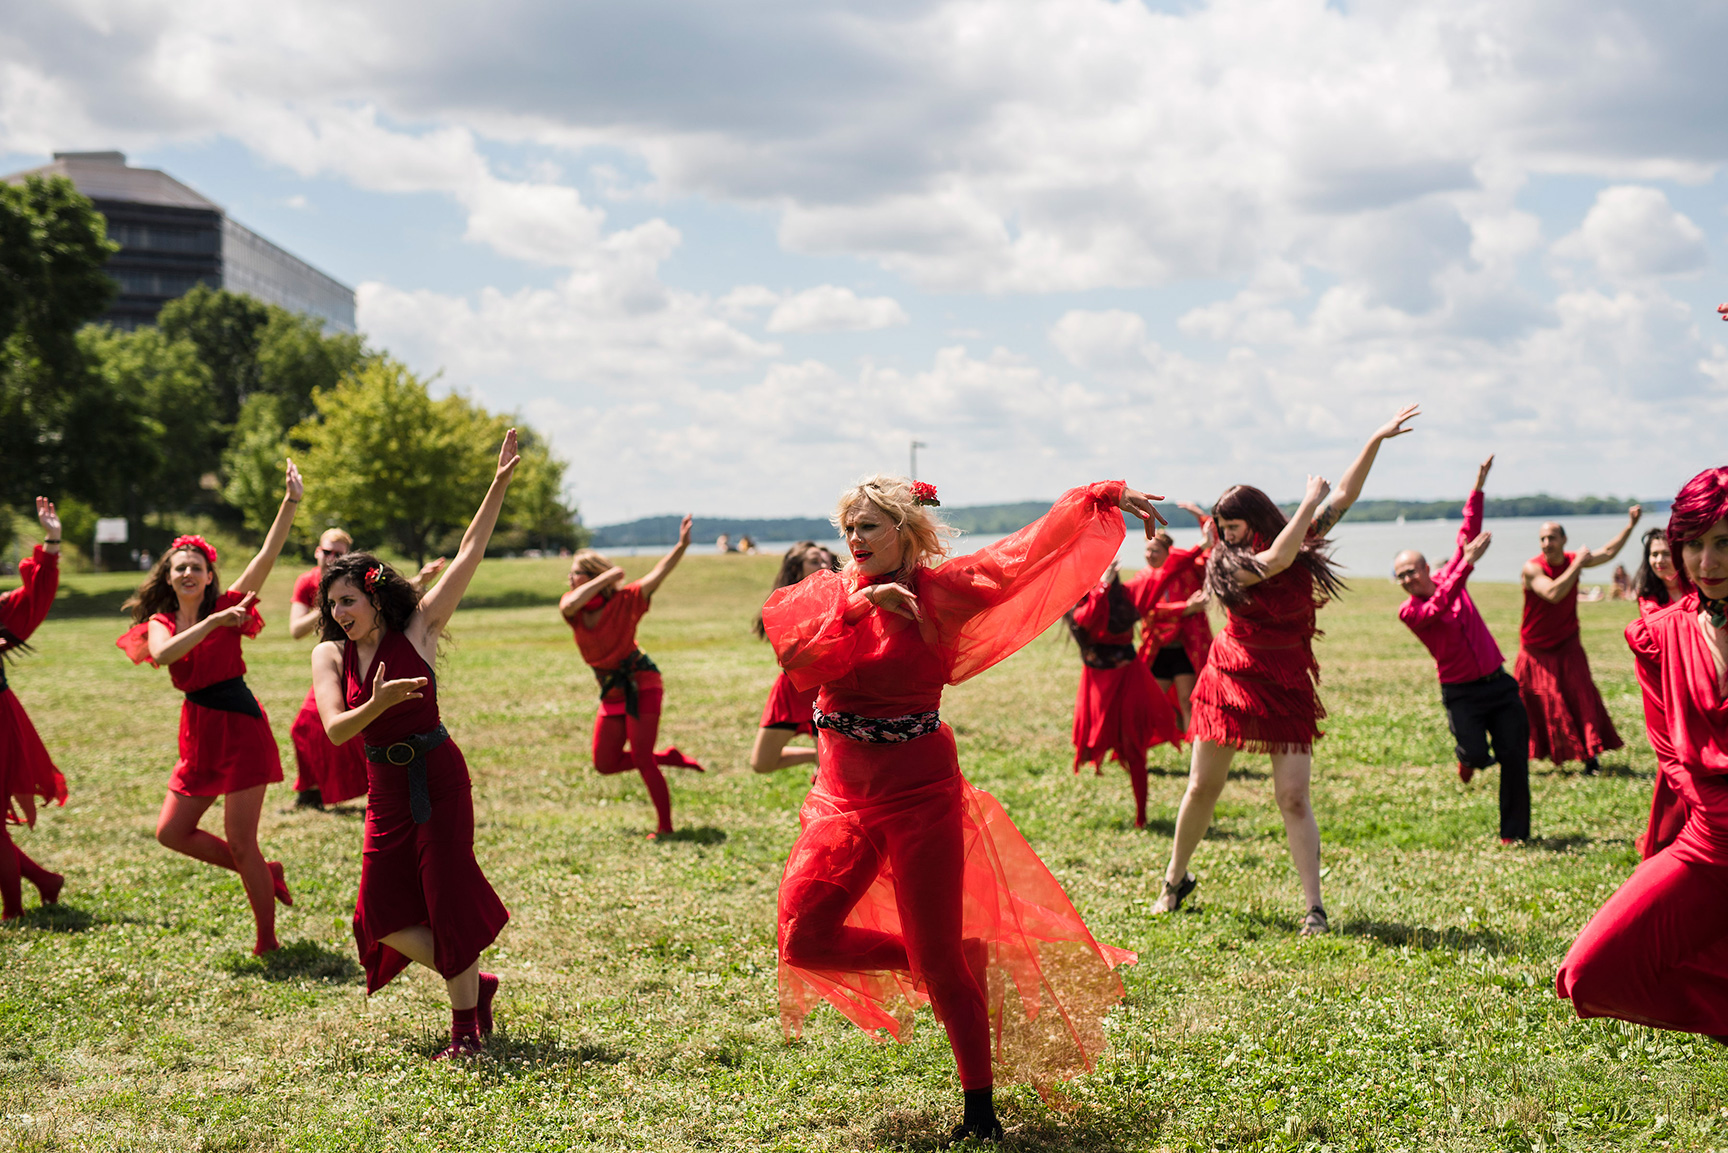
top-left (1666, 467), bottom-right (1728, 595)
top-left (754, 541), bottom-right (839, 639)
top-left (318, 552), bottom-right (421, 642)
top-left (1633, 526), bottom-right (1675, 606)
top-left (1204, 484), bottom-right (1344, 609)
top-left (125, 546), bottom-right (220, 623)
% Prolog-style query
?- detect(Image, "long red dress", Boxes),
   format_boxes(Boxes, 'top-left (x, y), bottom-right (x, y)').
top-left (763, 482), bottom-right (1136, 1091)
top-left (1128, 544), bottom-right (1213, 675)
top-left (1187, 558), bottom-right (1325, 754)
top-left (117, 591), bottom-right (284, 796)
top-left (1, 546), bottom-right (68, 822)
top-left (345, 628), bottom-right (508, 993)
top-left (1555, 594), bottom-right (1728, 1035)
top-left (1516, 554), bottom-right (1623, 765)
top-left (288, 568), bottom-right (368, 804)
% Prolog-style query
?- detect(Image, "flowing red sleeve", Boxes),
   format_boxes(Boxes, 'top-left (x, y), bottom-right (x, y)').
top-left (1627, 615), bottom-right (1686, 857)
top-left (0, 546), bottom-right (60, 642)
top-left (116, 619), bottom-right (161, 666)
top-left (762, 569), bottom-right (869, 692)
top-left (924, 480), bottom-right (1127, 684)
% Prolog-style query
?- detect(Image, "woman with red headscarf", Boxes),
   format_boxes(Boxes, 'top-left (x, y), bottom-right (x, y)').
top-left (1149, 406), bottom-right (1420, 935)
top-left (1, 498), bottom-right (69, 919)
top-left (1557, 466), bottom-right (1728, 1040)
top-left (117, 461), bottom-right (302, 956)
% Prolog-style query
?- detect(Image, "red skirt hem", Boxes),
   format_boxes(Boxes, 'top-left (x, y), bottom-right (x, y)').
top-left (1071, 662), bottom-right (1182, 768)
top-left (760, 672), bottom-right (818, 733)
top-left (290, 688), bottom-right (369, 804)
top-left (1, 689), bottom-right (67, 823)
top-left (1515, 638), bottom-right (1623, 765)
top-left (168, 700), bottom-right (284, 797)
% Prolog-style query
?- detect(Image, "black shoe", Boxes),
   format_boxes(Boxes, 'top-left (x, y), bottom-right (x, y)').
top-left (949, 1087), bottom-right (1003, 1145)
top-left (1152, 872), bottom-right (1197, 915)
top-left (949, 1120), bottom-right (1005, 1144)
top-left (1581, 757), bottom-right (1600, 777)
top-left (1299, 905), bottom-right (1330, 936)
top-left (295, 789), bottom-right (324, 810)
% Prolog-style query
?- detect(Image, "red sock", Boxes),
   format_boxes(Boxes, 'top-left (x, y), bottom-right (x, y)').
top-left (0, 837), bottom-right (21, 920)
top-left (452, 1006), bottom-right (480, 1043)
top-left (16, 849), bottom-right (61, 902)
top-left (477, 973), bottom-right (499, 1034)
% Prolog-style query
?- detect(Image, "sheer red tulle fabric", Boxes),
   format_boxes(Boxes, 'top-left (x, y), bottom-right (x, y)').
top-left (1128, 545), bottom-right (1213, 673)
top-left (1556, 595), bottom-right (1728, 1034)
top-left (116, 589), bottom-right (282, 796)
top-left (763, 481), bottom-right (1135, 1091)
top-left (1069, 580), bottom-right (1182, 769)
top-left (1, 546), bottom-right (68, 823)
top-left (759, 671), bottom-right (817, 732)
top-left (1187, 561), bottom-right (1325, 754)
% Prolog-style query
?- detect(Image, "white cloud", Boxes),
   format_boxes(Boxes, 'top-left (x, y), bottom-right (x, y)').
top-left (765, 285), bottom-right (909, 333)
top-left (1552, 185), bottom-right (1709, 280)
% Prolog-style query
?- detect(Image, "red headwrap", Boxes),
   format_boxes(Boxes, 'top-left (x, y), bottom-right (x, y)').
top-left (168, 534), bottom-right (218, 566)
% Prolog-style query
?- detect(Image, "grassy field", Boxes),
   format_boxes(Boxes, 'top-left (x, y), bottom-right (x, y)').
top-left (1, 554), bottom-right (1723, 1152)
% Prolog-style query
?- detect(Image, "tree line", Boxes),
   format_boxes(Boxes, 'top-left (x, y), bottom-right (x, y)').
top-left (1, 174), bottom-right (582, 566)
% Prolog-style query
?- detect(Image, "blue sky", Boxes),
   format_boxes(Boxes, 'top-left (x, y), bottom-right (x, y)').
top-left (4, 0), bottom-right (1726, 525)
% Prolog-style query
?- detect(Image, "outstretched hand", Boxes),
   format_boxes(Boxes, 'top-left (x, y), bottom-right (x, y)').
top-left (1475, 454), bottom-right (1494, 490)
top-left (284, 459), bottom-right (303, 503)
top-left (1375, 404), bottom-right (1421, 441)
top-left (1628, 504), bottom-right (1643, 525)
top-left (496, 428), bottom-right (522, 484)
top-left (369, 660), bottom-right (428, 711)
top-left (35, 496), bottom-right (60, 539)
top-left (1120, 488), bottom-right (1167, 539)
top-left (866, 582), bottom-right (921, 622)
top-left (677, 514), bottom-right (694, 548)
top-left (1176, 500), bottom-right (1208, 524)
top-left (211, 592), bottom-right (258, 629)
top-left (1463, 531), bottom-right (1493, 566)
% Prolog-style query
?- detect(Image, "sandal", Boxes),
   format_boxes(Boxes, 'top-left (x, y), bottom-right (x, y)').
top-left (1299, 905), bottom-right (1329, 936)
top-left (1150, 872), bottom-right (1197, 915)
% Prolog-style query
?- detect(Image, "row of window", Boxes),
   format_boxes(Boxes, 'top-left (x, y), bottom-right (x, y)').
top-left (112, 271), bottom-right (216, 298)
top-left (108, 222), bottom-right (220, 254)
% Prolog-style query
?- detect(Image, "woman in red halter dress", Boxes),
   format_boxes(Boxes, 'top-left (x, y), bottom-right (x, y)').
top-left (1557, 466), bottom-right (1728, 1040)
top-left (763, 475), bottom-right (1161, 1143)
top-left (117, 462), bottom-right (302, 955)
top-left (751, 541), bottom-right (840, 774)
top-left (310, 430), bottom-right (520, 1060)
top-left (1, 498), bottom-right (69, 918)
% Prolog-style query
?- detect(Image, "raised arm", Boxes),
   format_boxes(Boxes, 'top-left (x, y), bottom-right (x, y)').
top-left (0, 499), bottom-right (63, 639)
top-left (1241, 475), bottom-right (1330, 584)
top-left (1580, 505), bottom-right (1643, 568)
top-left (415, 429), bottom-right (521, 636)
top-left (1312, 404), bottom-right (1421, 536)
top-left (559, 566), bottom-right (626, 621)
top-left (230, 460), bottom-right (302, 595)
top-left (638, 515), bottom-right (694, 599)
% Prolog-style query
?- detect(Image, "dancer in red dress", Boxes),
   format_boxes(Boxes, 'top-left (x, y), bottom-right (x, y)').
top-left (1634, 527), bottom-right (1685, 618)
top-left (1517, 508), bottom-right (1640, 773)
top-left (117, 462), bottom-right (302, 955)
top-left (1067, 562), bottom-right (1183, 827)
top-left (751, 542), bottom-right (839, 774)
top-left (1152, 406), bottom-right (1420, 934)
top-left (1, 498), bottom-right (69, 919)
top-left (1127, 502), bottom-right (1216, 731)
top-left (1556, 466), bottom-right (1728, 1039)
top-left (764, 475), bottom-right (1161, 1141)
top-left (561, 518), bottom-right (703, 838)
top-left (310, 430), bottom-right (520, 1060)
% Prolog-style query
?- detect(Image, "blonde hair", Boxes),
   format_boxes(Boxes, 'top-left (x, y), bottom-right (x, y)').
top-left (833, 475), bottom-right (954, 577)
top-left (571, 548), bottom-right (612, 579)
top-left (1151, 528), bottom-right (1174, 547)
top-left (319, 528), bottom-right (354, 549)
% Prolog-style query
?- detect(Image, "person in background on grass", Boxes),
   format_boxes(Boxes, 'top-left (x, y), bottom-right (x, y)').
top-left (288, 529), bottom-right (446, 810)
top-left (311, 430), bottom-right (521, 1061)
top-left (562, 519), bottom-right (704, 839)
top-left (1611, 565), bottom-right (1632, 601)
top-left (1394, 455), bottom-right (1532, 844)
top-left (750, 541), bottom-right (839, 774)
top-left (1, 498), bottom-right (69, 919)
top-left (738, 535), bottom-right (759, 555)
top-left (117, 461), bottom-right (302, 956)
top-left (1556, 465), bottom-right (1728, 1043)
top-left (1516, 507), bottom-right (1641, 775)
top-left (1066, 560), bottom-right (1183, 828)
top-left (1127, 503), bottom-right (1216, 732)
top-left (1634, 527), bottom-right (1685, 617)
top-left (1151, 405), bottom-right (1420, 936)
top-left (715, 533), bottom-right (734, 554)
top-left (764, 474), bottom-right (1159, 1143)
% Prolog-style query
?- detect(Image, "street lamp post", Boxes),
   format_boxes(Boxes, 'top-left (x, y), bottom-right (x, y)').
top-left (910, 439), bottom-right (928, 480)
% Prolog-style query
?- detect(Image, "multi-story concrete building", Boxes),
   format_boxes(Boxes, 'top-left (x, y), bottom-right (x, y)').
top-left (3, 151), bottom-right (355, 332)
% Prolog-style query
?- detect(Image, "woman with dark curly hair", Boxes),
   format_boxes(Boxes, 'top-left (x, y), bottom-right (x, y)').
top-left (310, 430), bottom-right (521, 1061)
top-left (1634, 526), bottom-right (1686, 617)
top-left (117, 461), bottom-right (302, 955)
top-left (750, 541), bottom-right (839, 774)
top-left (1150, 406), bottom-right (1419, 935)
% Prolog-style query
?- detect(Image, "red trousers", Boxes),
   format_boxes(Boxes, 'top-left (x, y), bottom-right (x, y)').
top-left (592, 693), bottom-right (673, 833)
top-left (0, 822), bottom-right (58, 919)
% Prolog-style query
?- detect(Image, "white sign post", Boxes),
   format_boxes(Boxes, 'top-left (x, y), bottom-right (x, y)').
top-left (94, 518), bottom-right (127, 572)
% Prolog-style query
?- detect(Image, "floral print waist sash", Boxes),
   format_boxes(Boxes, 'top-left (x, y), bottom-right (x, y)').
top-left (812, 707), bottom-right (942, 743)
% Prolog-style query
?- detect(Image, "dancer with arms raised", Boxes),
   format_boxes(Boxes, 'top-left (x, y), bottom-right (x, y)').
top-left (764, 475), bottom-right (1159, 1142)
top-left (751, 542), bottom-right (839, 774)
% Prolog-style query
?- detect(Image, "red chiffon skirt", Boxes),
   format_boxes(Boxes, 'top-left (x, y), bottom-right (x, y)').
top-left (290, 686), bottom-right (369, 804)
top-left (1071, 662), bottom-right (1182, 770)
top-left (1187, 632), bottom-right (1323, 755)
top-left (778, 724), bottom-right (1134, 1089)
top-left (760, 672), bottom-right (817, 733)
top-left (169, 700), bottom-right (284, 797)
top-left (0, 688), bottom-right (67, 824)
top-left (353, 738), bottom-right (508, 993)
top-left (1515, 638), bottom-right (1623, 765)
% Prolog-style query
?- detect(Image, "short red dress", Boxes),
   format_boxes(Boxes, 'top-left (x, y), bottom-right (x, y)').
top-left (764, 482), bottom-right (1136, 1090)
top-left (1, 546), bottom-right (69, 823)
top-left (1187, 559), bottom-right (1325, 754)
top-left (570, 582), bottom-right (663, 717)
top-left (1069, 578), bottom-right (1181, 771)
top-left (287, 568), bottom-right (368, 804)
top-left (1515, 554), bottom-right (1623, 764)
top-left (759, 672), bottom-right (818, 733)
top-left (345, 629), bottom-right (508, 993)
top-left (118, 590), bottom-right (284, 796)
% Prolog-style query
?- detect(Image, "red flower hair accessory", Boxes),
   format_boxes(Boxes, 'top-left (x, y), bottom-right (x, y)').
top-left (363, 565), bottom-right (385, 593)
top-left (911, 481), bottom-right (940, 507)
top-left (168, 534), bottom-right (217, 566)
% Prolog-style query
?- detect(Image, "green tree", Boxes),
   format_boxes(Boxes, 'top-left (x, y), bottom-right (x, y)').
top-left (221, 393), bottom-right (295, 541)
top-left (157, 285), bottom-right (268, 429)
top-left (257, 306), bottom-right (368, 430)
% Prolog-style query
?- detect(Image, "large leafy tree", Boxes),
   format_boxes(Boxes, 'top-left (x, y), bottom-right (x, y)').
top-left (157, 285), bottom-right (269, 430)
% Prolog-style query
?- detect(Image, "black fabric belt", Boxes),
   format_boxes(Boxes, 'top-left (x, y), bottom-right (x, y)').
top-left (184, 676), bottom-right (263, 719)
top-left (0, 662), bottom-right (7, 693)
top-left (363, 723), bottom-right (450, 824)
top-left (1079, 643), bottom-right (1138, 670)
top-left (1445, 669), bottom-right (1507, 688)
top-left (594, 649), bottom-right (660, 718)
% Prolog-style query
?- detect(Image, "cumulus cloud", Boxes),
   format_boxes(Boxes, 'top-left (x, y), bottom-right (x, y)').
top-left (1552, 185), bottom-right (1709, 280)
top-left (765, 285), bottom-right (909, 333)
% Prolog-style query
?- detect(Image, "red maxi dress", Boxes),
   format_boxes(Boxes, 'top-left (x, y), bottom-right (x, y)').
top-left (762, 482), bottom-right (1137, 1091)
top-left (1516, 554), bottom-right (1622, 765)
top-left (1187, 558), bottom-right (1325, 754)
top-left (288, 569), bottom-right (369, 804)
top-left (1636, 595), bottom-right (1688, 857)
top-left (117, 591), bottom-right (284, 796)
top-left (345, 629), bottom-right (508, 993)
top-left (1, 546), bottom-right (68, 822)
top-left (1555, 594), bottom-right (1728, 1035)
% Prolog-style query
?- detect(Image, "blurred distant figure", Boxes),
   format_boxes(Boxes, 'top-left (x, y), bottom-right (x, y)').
top-left (738, 535), bottom-right (758, 555)
top-left (1633, 526), bottom-right (1684, 616)
top-left (715, 533), bottom-right (735, 554)
top-left (1126, 502), bottom-right (1215, 731)
top-left (1610, 565), bottom-right (1632, 601)
top-left (138, 549), bottom-right (153, 571)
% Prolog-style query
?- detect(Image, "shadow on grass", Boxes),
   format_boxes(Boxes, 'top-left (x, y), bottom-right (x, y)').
top-left (655, 826), bottom-right (728, 846)
top-left (1527, 834), bottom-right (1595, 853)
top-left (3, 904), bottom-right (143, 934)
top-left (456, 589), bottom-right (565, 611)
top-left (865, 1104), bottom-right (1162, 1152)
top-left (1338, 917), bottom-right (1524, 956)
top-left (45, 586), bottom-right (133, 619)
top-left (217, 939), bottom-right (361, 983)
top-left (410, 1025), bottom-right (628, 1077)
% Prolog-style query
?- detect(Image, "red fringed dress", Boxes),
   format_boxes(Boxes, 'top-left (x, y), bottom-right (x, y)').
top-left (1, 546), bottom-right (68, 822)
top-left (762, 481), bottom-right (1136, 1091)
top-left (759, 672), bottom-right (818, 733)
top-left (288, 568), bottom-right (368, 804)
top-left (1128, 543), bottom-right (1213, 676)
top-left (1556, 595), bottom-right (1728, 1035)
top-left (117, 591), bottom-right (284, 796)
top-left (1187, 558), bottom-right (1325, 755)
top-left (1515, 554), bottom-right (1623, 764)
top-left (345, 628), bottom-right (508, 993)
top-left (1069, 577), bottom-right (1182, 772)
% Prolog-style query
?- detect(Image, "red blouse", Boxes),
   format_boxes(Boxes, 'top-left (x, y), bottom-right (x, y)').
top-left (292, 568), bottom-right (320, 608)
top-left (570, 581), bottom-right (650, 669)
top-left (0, 545), bottom-right (59, 643)
top-left (117, 589), bottom-right (265, 688)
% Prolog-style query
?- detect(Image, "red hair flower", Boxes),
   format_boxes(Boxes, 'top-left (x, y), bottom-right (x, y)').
top-left (168, 534), bottom-right (217, 566)
top-left (911, 481), bottom-right (940, 507)
top-left (363, 565), bottom-right (385, 592)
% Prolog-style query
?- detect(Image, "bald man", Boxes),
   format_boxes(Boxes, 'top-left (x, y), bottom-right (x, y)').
top-left (1397, 456), bottom-right (1531, 842)
top-left (1517, 504), bottom-right (1641, 774)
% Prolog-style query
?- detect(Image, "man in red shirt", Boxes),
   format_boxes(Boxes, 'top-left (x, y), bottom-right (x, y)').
top-left (1395, 456), bottom-right (1530, 841)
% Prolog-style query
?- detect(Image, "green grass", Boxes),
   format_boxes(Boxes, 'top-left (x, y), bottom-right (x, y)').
top-left (1, 557), bottom-right (1723, 1151)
